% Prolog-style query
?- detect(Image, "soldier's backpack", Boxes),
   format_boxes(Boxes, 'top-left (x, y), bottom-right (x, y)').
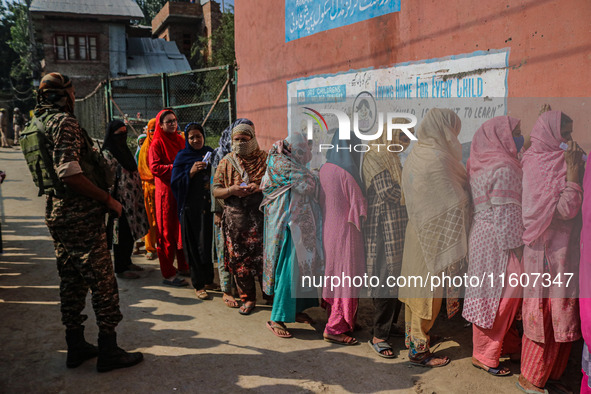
top-left (20, 113), bottom-right (115, 197)
top-left (19, 114), bottom-right (66, 197)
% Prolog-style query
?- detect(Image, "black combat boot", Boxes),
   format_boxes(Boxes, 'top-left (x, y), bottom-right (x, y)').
top-left (96, 332), bottom-right (143, 372)
top-left (65, 327), bottom-right (99, 368)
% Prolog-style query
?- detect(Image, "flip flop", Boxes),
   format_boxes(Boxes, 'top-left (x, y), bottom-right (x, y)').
top-left (162, 277), bottom-right (189, 287)
top-left (195, 290), bottom-right (211, 300)
top-left (266, 321), bottom-right (292, 338)
top-left (515, 382), bottom-right (549, 394)
top-left (368, 340), bottom-right (396, 359)
top-left (323, 335), bottom-right (358, 346)
top-left (472, 362), bottom-right (511, 376)
top-left (238, 303), bottom-right (255, 315)
top-left (223, 295), bottom-right (239, 308)
top-left (409, 352), bottom-right (450, 368)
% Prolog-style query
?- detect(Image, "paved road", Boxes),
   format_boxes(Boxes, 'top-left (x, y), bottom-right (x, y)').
top-left (0, 145), bottom-right (583, 393)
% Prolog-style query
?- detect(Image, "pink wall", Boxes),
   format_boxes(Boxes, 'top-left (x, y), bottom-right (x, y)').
top-left (235, 0), bottom-right (591, 151)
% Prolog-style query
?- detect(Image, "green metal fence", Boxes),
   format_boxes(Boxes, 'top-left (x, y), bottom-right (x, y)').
top-left (75, 65), bottom-right (236, 148)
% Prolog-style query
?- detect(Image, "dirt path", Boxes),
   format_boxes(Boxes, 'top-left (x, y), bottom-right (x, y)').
top-left (0, 145), bottom-right (583, 393)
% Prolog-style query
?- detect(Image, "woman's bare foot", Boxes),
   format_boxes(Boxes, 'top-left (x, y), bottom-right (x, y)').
top-left (222, 293), bottom-right (239, 308)
top-left (472, 357), bottom-right (510, 376)
top-left (323, 333), bottom-right (358, 345)
top-left (295, 312), bottom-right (315, 324)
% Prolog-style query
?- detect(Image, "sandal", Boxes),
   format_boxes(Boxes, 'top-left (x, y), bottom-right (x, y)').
top-left (472, 360), bottom-right (511, 376)
top-left (409, 352), bottom-right (450, 368)
top-left (323, 334), bottom-right (358, 346)
top-left (223, 294), bottom-right (239, 308)
top-left (146, 252), bottom-right (156, 260)
top-left (128, 263), bottom-right (144, 272)
top-left (195, 289), bottom-right (211, 300)
top-left (515, 382), bottom-right (549, 394)
top-left (266, 321), bottom-right (292, 338)
top-left (368, 340), bottom-right (396, 359)
top-left (238, 303), bottom-right (255, 315)
top-left (162, 277), bottom-right (189, 287)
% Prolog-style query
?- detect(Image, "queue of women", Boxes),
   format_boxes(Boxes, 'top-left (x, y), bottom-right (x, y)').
top-left (102, 106), bottom-right (589, 394)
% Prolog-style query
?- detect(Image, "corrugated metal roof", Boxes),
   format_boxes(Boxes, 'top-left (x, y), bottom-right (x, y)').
top-left (126, 38), bottom-right (191, 75)
top-left (30, 0), bottom-right (144, 19)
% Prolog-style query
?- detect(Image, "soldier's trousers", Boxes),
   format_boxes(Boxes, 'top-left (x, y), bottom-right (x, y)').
top-left (48, 214), bottom-right (123, 333)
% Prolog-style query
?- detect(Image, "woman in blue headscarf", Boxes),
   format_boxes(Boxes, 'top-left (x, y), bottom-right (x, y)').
top-left (171, 122), bottom-right (216, 299)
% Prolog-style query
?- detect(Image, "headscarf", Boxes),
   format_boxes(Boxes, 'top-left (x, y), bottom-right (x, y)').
top-left (521, 111), bottom-right (568, 245)
top-left (149, 109), bottom-right (185, 167)
top-left (171, 122), bottom-right (213, 217)
top-left (135, 133), bottom-right (146, 163)
top-left (138, 118), bottom-right (156, 181)
top-left (35, 72), bottom-right (74, 115)
top-left (401, 108), bottom-right (469, 274)
top-left (467, 116), bottom-right (522, 212)
top-left (362, 120), bottom-right (411, 205)
top-left (103, 120), bottom-right (137, 173)
top-left (325, 129), bottom-right (364, 190)
top-left (260, 132), bottom-right (323, 294)
top-left (227, 119), bottom-right (267, 184)
top-left (212, 119), bottom-right (244, 169)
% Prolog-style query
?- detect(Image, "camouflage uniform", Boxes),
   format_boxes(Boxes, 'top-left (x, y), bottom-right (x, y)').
top-left (44, 110), bottom-right (122, 333)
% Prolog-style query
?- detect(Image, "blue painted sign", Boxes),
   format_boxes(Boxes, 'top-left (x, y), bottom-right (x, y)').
top-left (286, 0), bottom-right (401, 42)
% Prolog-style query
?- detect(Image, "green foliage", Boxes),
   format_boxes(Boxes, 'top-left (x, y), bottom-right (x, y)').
top-left (8, 2), bottom-right (34, 81)
top-left (192, 6), bottom-right (235, 67)
top-left (0, 3), bottom-right (18, 90)
top-left (135, 0), bottom-right (192, 25)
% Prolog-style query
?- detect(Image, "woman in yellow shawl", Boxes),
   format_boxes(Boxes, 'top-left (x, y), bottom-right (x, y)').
top-left (138, 118), bottom-right (158, 260)
top-left (399, 108), bottom-right (470, 367)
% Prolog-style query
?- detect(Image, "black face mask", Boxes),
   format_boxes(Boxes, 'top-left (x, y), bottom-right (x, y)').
top-left (114, 133), bottom-right (128, 146)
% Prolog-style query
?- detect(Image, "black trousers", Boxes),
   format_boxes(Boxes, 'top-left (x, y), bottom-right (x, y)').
top-left (181, 206), bottom-right (214, 290)
top-left (113, 212), bottom-right (134, 274)
top-left (372, 298), bottom-right (402, 340)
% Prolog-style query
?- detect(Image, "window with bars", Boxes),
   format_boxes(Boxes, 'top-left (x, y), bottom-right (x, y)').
top-left (54, 34), bottom-right (98, 61)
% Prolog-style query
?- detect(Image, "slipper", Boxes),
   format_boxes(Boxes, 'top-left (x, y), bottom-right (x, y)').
top-left (238, 304), bottom-right (255, 315)
top-left (323, 335), bottom-right (358, 346)
top-left (368, 340), bottom-right (396, 359)
top-left (472, 362), bottom-right (511, 376)
top-left (146, 252), bottom-right (156, 260)
top-left (195, 290), bottom-right (211, 300)
top-left (409, 352), bottom-right (450, 368)
top-left (515, 382), bottom-right (549, 394)
top-left (162, 277), bottom-right (189, 287)
top-left (266, 321), bottom-right (292, 338)
top-left (223, 295), bottom-right (239, 308)
top-left (128, 263), bottom-right (145, 272)
top-left (546, 380), bottom-right (573, 394)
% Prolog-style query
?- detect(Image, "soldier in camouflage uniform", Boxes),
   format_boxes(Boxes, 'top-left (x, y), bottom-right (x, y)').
top-left (36, 73), bottom-right (143, 372)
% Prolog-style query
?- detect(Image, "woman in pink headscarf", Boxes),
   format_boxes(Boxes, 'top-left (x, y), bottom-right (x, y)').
top-left (463, 116), bottom-right (524, 377)
top-left (518, 111), bottom-right (585, 394)
top-left (580, 153), bottom-right (591, 393)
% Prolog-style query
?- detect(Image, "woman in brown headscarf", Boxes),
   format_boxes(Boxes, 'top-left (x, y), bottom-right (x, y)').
top-left (212, 119), bottom-right (268, 315)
